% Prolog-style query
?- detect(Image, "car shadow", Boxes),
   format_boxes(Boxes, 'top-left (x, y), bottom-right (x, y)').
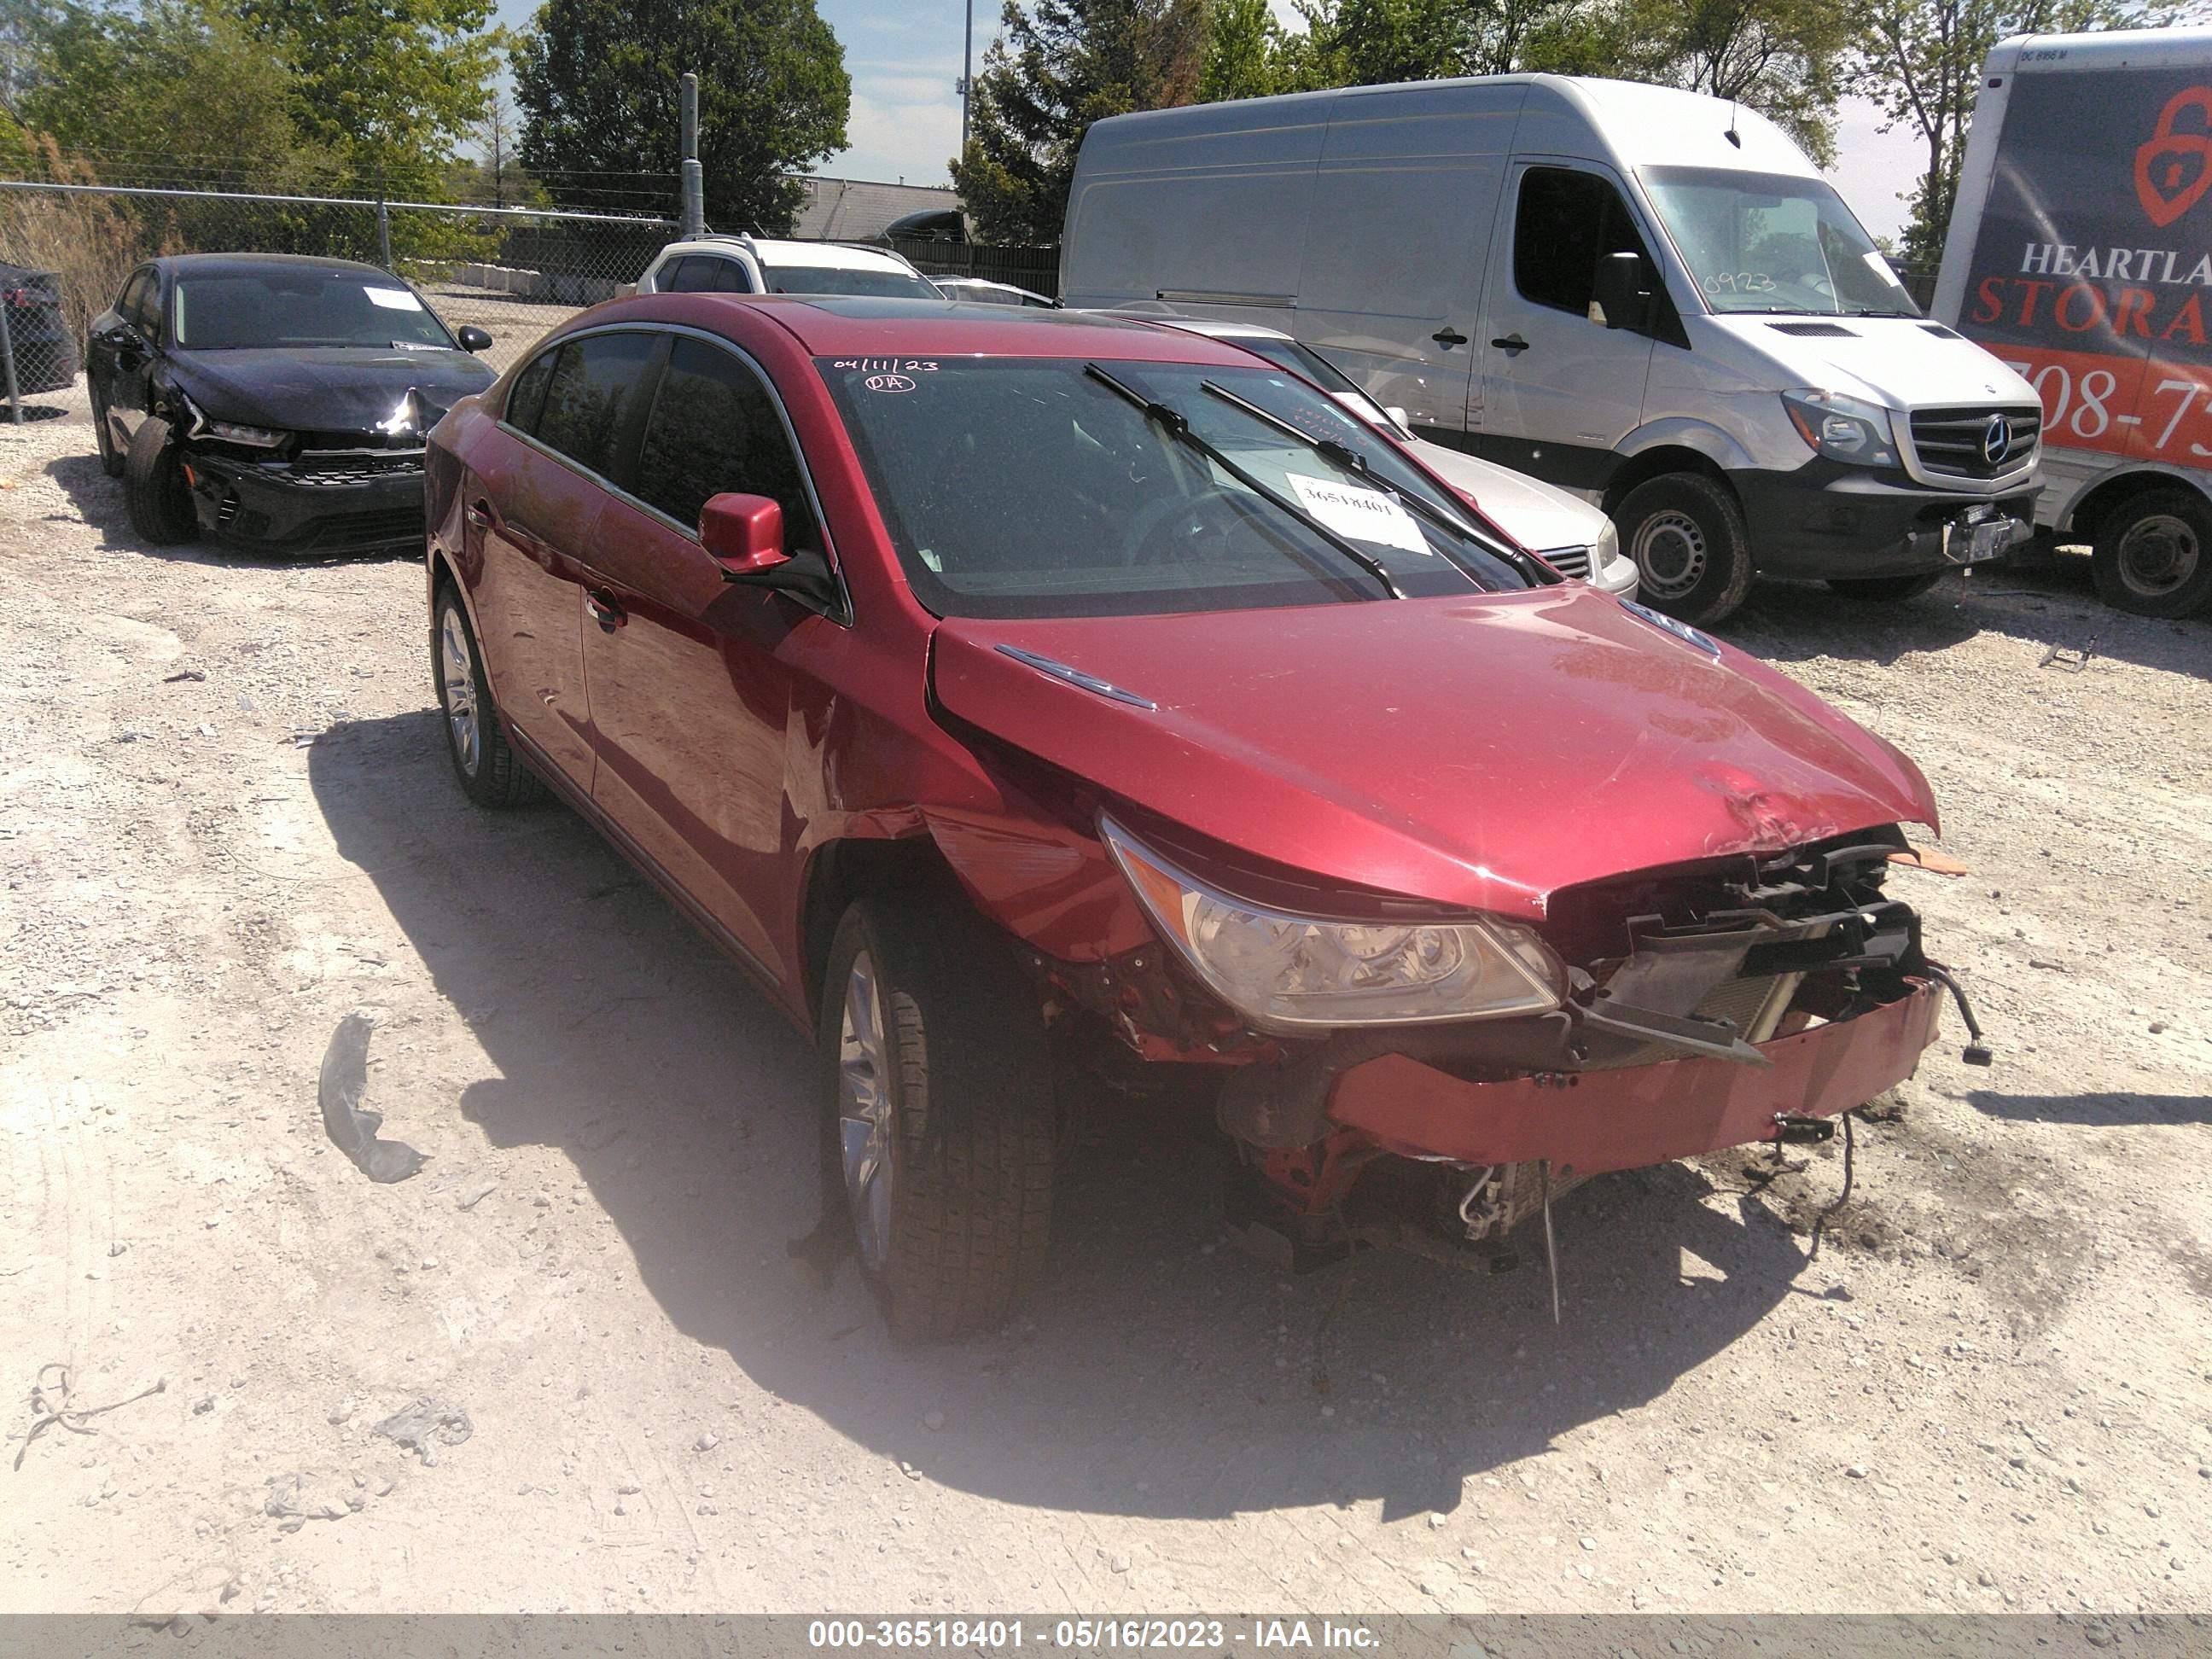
top-left (44, 447), bottom-right (427, 572)
top-left (1720, 550), bottom-right (2207, 680)
top-left (1965, 1088), bottom-right (2212, 1126)
top-left (309, 708), bottom-right (1840, 1522)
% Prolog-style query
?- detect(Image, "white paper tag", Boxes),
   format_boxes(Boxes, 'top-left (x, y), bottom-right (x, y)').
top-left (364, 285), bottom-right (424, 311)
top-left (1284, 472), bottom-right (1429, 555)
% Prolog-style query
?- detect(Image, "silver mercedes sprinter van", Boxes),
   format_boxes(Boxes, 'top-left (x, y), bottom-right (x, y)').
top-left (1062, 76), bottom-right (2045, 624)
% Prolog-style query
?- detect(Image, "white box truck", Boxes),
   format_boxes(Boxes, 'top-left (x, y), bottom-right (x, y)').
top-left (1062, 76), bottom-right (2045, 625)
top-left (1937, 26), bottom-right (2212, 616)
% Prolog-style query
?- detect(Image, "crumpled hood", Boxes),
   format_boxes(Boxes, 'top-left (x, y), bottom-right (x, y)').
top-left (172, 346), bottom-right (495, 434)
top-left (929, 586), bottom-right (1939, 923)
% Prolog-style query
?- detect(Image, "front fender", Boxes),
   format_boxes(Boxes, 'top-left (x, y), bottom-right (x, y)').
top-left (1617, 416), bottom-right (1761, 476)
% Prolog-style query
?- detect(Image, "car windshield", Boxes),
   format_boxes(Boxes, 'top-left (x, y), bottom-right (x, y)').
top-left (819, 356), bottom-right (1533, 619)
top-left (170, 271), bottom-right (457, 350)
top-left (760, 262), bottom-right (940, 300)
top-left (1226, 335), bottom-right (1396, 426)
top-left (1640, 166), bottom-right (1919, 317)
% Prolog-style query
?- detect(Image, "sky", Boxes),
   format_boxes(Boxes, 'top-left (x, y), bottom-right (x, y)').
top-left (491, 1), bottom-right (1923, 240)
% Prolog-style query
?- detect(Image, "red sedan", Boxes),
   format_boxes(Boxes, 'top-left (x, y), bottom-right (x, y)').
top-left (424, 294), bottom-right (1978, 1339)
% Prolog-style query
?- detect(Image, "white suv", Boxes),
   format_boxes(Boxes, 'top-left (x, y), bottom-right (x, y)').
top-left (636, 235), bottom-right (940, 300)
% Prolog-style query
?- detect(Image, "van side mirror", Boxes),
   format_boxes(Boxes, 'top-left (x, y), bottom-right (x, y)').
top-left (701, 492), bottom-right (789, 578)
top-left (1592, 252), bottom-right (1656, 334)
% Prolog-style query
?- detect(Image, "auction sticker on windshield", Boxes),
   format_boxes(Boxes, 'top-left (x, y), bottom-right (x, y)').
top-left (364, 287), bottom-right (424, 311)
top-left (1284, 472), bottom-right (1429, 555)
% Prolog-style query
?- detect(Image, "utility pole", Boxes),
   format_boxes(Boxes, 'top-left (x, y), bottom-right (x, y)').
top-left (678, 72), bottom-right (704, 236)
top-left (959, 0), bottom-right (974, 157)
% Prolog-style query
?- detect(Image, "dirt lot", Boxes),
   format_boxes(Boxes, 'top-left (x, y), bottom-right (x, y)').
top-left (3, 381), bottom-right (2209, 1621)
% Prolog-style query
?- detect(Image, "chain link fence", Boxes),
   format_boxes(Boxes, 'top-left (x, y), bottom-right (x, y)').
top-left (0, 181), bottom-right (676, 407)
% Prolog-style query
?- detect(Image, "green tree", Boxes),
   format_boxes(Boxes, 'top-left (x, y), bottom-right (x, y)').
top-left (11, 1), bottom-right (299, 185)
top-left (1845, 0), bottom-right (2175, 265)
top-left (515, 0), bottom-right (848, 234)
top-left (953, 0), bottom-right (1207, 244)
top-left (236, 0), bottom-right (505, 199)
top-left (1598, 0), bottom-right (1849, 166)
top-left (1200, 0), bottom-right (1285, 100)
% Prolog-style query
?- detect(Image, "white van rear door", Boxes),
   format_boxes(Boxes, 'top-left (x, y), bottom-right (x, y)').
top-left (1476, 160), bottom-right (1659, 487)
top-left (1292, 82), bottom-right (1522, 434)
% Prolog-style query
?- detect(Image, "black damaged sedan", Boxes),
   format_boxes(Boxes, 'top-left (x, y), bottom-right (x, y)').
top-left (87, 253), bottom-right (495, 555)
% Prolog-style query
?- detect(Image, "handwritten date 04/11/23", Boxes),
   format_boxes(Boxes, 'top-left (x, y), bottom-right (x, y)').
top-left (806, 1620), bottom-right (1382, 1650)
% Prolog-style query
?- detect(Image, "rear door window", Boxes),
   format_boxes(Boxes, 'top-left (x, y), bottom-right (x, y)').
top-left (634, 336), bottom-right (819, 548)
top-left (660, 256), bottom-right (708, 292)
top-left (1513, 168), bottom-right (1652, 317)
top-left (533, 331), bottom-right (661, 482)
top-left (504, 347), bottom-right (557, 432)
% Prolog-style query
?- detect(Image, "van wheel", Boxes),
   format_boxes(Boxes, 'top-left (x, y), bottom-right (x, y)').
top-left (432, 585), bottom-right (543, 808)
top-left (1613, 473), bottom-right (1753, 626)
top-left (1827, 572), bottom-right (1945, 602)
top-left (819, 890), bottom-right (1055, 1342)
top-left (123, 415), bottom-right (196, 544)
top-left (2092, 489), bottom-right (2212, 617)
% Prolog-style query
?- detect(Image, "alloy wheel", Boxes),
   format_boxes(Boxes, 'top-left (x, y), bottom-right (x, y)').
top-left (438, 607), bottom-right (481, 777)
top-left (837, 950), bottom-right (894, 1272)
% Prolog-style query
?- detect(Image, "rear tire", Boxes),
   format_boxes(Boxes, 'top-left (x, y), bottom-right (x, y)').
top-left (123, 415), bottom-right (195, 544)
top-left (819, 888), bottom-right (1056, 1342)
top-left (1827, 572), bottom-right (1945, 602)
top-left (1613, 472), bottom-right (1754, 626)
top-left (2091, 489), bottom-right (2212, 618)
top-left (91, 388), bottom-right (125, 479)
top-left (432, 585), bottom-right (543, 809)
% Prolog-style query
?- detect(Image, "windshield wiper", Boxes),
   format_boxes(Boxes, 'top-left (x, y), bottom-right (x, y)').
top-left (1083, 363), bottom-right (1402, 599)
top-left (1197, 380), bottom-right (1547, 586)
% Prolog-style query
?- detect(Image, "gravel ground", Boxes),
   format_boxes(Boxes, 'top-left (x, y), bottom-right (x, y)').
top-left (2, 381), bottom-right (2209, 1620)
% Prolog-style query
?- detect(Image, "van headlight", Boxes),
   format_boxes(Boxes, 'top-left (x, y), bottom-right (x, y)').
top-left (1781, 389), bottom-right (1898, 468)
top-left (1102, 818), bottom-right (1564, 1031)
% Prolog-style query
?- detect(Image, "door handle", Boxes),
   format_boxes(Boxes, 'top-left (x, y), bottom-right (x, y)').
top-left (586, 590), bottom-right (627, 632)
top-left (1491, 333), bottom-right (1530, 354)
top-left (1432, 327), bottom-right (1469, 347)
top-left (464, 497), bottom-right (499, 531)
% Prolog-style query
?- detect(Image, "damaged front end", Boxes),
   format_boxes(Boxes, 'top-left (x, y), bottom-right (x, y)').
top-left (1043, 820), bottom-right (1985, 1278)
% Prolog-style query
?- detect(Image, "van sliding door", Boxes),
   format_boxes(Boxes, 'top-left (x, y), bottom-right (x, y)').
top-left (1291, 84), bottom-right (1522, 438)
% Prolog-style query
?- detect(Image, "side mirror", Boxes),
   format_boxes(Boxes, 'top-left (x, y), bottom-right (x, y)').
top-left (700, 492), bottom-right (789, 578)
top-left (457, 324), bottom-right (494, 354)
top-left (1592, 251), bottom-right (1656, 334)
top-left (1383, 405), bottom-right (1412, 434)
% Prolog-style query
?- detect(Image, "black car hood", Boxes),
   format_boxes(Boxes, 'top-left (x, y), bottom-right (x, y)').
top-left (169, 346), bottom-right (495, 436)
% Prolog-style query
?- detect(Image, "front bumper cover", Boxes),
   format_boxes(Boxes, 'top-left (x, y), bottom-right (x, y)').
top-left (1735, 459), bottom-right (2039, 580)
top-left (184, 447), bottom-right (427, 556)
top-left (1325, 977), bottom-right (1941, 1178)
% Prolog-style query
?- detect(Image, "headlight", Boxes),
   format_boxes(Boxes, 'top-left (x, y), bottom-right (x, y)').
top-left (1781, 389), bottom-right (1898, 467)
top-left (206, 419), bottom-right (285, 448)
top-left (1101, 817), bottom-right (1564, 1031)
top-left (1591, 519), bottom-right (1621, 570)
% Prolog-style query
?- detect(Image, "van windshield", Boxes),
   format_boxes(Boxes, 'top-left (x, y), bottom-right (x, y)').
top-left (1640, 167), bottom-right (1918, 317)
top-left (818, 356), bottom-right (1533, 619)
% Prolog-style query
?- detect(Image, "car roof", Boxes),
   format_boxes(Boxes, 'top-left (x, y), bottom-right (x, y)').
top-left (656, 236), bottom-right (916, 273)
top-left (154, 252), bottom-right (398, 281)
top-left (605, 292), bottom-right (1280, 364)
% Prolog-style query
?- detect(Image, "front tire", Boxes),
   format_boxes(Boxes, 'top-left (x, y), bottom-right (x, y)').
top-left (432, 585), bottom-right (543, 809)
top-left (91, 388), bottom-right (125, 479)
top-left (1613, 472), bottom-right (1754, 626)
top-left (123, 414), bottom-right (195, 544)
top-left (819, 889), bottom-right (1056, 1342)
top-left (1827, 572), bottom-right (1945, 602)
top-left (2092, 489), bottom-right (2212, 618)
